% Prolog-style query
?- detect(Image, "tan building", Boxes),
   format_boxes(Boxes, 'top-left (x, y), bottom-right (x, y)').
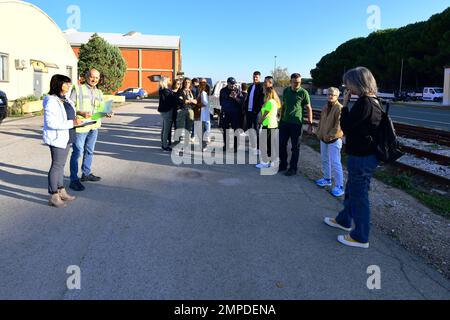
top-left (0, 0), bottom-right (78, 100)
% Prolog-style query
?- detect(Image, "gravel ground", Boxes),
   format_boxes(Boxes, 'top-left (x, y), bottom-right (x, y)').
top-left (398, 137), bottom-right (450, 157)
top-left (299, 144), bottom-right (450, 278)
top-left (397, 154), bottom-right (450, 178)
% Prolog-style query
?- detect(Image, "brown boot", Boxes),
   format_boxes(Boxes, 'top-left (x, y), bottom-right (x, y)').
top-left (59, 188), bottom-right (76, 202)
top-left (49, 193), bottom-right (67, 208)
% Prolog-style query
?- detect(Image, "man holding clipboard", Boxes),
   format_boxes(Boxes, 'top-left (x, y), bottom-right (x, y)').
top-left (69, 68), bottom-right (113, 192)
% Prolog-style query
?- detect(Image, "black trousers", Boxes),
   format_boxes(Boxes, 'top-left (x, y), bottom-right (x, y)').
top-left (48, 144), bottom-right (70, 194)
top-left (246, 111), bottom-right (260, 149)
top-left (279, 122), bottom-right (303, 172)
top-left (261, 126), bottom-right (276, 163)
top-left (221, 109), bottom-right (240, 150)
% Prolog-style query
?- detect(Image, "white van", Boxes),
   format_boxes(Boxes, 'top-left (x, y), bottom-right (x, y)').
top-left (422, 87), bottom-right (444, 102)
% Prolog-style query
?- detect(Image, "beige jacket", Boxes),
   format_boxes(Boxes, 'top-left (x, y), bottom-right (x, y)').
top-left (316, 101), bottom-right (344, 143)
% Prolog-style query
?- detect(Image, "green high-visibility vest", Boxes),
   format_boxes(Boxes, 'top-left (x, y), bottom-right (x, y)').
top-left (73, 84), bottom-right (103, 133)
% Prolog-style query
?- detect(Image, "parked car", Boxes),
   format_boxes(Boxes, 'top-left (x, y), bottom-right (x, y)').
top-left (0, 90), bottom-right (8, 124)
top-left (422, 87), bottom-right (443, 102)
top-left (116, 87), bottom-right (148, 100)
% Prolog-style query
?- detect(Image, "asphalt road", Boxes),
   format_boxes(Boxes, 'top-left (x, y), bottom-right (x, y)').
top-left (310, 96), bottom-right (450, 131)
top-left (0, 102), bottom-right (449, 300)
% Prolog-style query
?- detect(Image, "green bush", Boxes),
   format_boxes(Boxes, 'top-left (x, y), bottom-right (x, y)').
top-left (9, 95), bottom-right (40, 116)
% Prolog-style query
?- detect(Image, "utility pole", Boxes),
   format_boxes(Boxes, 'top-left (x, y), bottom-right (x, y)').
top-left (274, 56), bottom-right (277, 82)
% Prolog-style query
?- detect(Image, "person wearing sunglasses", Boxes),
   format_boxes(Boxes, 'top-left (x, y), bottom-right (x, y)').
top-left (315, 87), bottom-right (345, 197)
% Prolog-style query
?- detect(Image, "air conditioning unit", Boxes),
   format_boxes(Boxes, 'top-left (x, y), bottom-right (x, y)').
top-left (15, 59), bottom-right (27, 70)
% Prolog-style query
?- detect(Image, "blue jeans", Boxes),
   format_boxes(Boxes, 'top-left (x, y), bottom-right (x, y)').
top-left (336, 154), bottom-right (379, 244)
top-left (70, 129), bottom-right (98, 182)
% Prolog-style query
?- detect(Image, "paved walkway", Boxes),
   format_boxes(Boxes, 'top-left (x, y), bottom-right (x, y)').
top-left (0, 102), bottom-right (449, 299)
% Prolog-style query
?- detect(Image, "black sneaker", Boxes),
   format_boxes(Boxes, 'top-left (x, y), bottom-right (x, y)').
top-left (278, 167), bottom-right (288, 174)
top-left (69, 180), bottom-right (85, 192)
top-left (81, 174), bottom-right (102, 182)
top-left (285, 169), bottom-right (297, 177)
top-left (162, 147), bottom-right (173, 152)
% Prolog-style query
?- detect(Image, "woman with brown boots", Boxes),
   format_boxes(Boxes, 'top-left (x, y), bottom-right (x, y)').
top-left (43, 74), bottom-right (81, 208)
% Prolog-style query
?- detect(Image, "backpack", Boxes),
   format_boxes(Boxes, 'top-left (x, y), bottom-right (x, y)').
top-left (373, 100), bottom-right (404, 163)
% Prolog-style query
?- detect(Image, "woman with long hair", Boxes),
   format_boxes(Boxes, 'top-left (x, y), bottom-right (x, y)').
top-left (198, 79), bottom-right (211, 150)
top-left (170, 78), bottom-right (183, 144)
top-left (324, 67), bottom-right (383, 249)
top-left (158, 76), bottom-right (174, 151)
top-left (176, 78), bottom-right (197, 142)
top-left (256, 86), bottom-right (281, 169)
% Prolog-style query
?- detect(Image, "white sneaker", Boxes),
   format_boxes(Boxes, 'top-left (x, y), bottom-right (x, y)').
top-left (256, 162), bottom-right (270, 169)
top-left (337, 235), bottom-right (369, 249)
top-left (324, 218), bottom-right (352, 232)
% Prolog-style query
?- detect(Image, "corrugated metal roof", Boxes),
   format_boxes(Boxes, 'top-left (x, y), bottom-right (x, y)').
top-left (64, 30), bottom-right (180, 50)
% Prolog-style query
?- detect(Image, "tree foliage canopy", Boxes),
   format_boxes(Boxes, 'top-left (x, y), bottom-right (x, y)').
top-left (78, 34), bottom-right (127, 93)
top-left (272, 66), bottom-right (291, 87)
top-left (311, 7), bottom-right (450, 91)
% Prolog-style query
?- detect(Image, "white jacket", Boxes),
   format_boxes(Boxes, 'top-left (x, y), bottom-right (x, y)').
top-left (200, 91), bottom-right (210, 122)
top-left (42, 95), bottom-right (75, 149)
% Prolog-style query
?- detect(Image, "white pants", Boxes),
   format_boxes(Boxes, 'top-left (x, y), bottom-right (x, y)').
top-left (320, 139), bottom-right (344, 187)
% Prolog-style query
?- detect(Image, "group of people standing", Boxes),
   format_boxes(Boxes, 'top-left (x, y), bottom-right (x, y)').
top-left (216, 72), bottom-right (314, 176)
top-left (158, 77), bottom-right (211, 152)
top-left (158, 67), bottom-right (383, 249)
top-left (41, 64), bottom-right (382, 250)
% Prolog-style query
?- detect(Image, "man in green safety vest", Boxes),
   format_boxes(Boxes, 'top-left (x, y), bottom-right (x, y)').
top-left (69, 68), bottom-right (112, 192)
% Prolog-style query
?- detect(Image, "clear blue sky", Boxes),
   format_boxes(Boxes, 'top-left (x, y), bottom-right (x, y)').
top-left (29, 0), bottom-right (449, 84)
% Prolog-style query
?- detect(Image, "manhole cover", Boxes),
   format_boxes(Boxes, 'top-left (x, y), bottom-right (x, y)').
top-left (180, 171), bottom-right (203, 179)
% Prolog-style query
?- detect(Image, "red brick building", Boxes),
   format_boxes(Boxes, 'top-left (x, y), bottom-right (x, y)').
top-left (64, 30), bottom-right (182, 96)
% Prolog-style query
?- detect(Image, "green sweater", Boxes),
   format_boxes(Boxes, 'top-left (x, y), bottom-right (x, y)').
top-left (281, 87), bottom-right (311, 125)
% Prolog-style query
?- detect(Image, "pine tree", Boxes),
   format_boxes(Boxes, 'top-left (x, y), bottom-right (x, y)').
top-left (77, 34), bottom-right (127, 93)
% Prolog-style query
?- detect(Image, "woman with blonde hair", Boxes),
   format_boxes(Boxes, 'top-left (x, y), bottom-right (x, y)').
top-left (315, 87), bottom-right (345, 197)
top-left (158, 76), bottom-right (174, 151)
top-left (324, 67), bottom-right (383, 249)
top-left (256, 86), bottom-right (281, 169)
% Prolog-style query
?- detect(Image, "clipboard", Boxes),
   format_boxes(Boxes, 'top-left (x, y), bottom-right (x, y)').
top-left (92, 100), bottom-right (113, 120)
top-left (74, 120), bottom-right (97, 128)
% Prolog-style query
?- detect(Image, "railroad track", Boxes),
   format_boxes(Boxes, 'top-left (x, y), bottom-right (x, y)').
top-left (308, 110), bottom-right (450, 185)
top-left (310, 109), bottom-right (450, 163)
top-left (311, 109), bottom-right (450, 146)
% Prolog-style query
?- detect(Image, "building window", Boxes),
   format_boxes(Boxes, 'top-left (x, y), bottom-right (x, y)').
top-left (0, 53), bottom-right (9, 82)
top-left (66, 66), bottom-right (73, 80)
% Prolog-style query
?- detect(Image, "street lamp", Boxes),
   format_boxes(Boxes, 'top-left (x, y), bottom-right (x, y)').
top-left (274, 56), bottom-right (277, 82)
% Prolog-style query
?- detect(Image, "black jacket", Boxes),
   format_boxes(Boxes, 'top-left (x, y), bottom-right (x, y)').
top-left (220, 87), bottom-right (243, 112)
top-left (244, 83), bottom-right (264, 114)
top-left (341, 96), bottom-right (383, 156)
top-left (158, 88), bottom-right (174, 113)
